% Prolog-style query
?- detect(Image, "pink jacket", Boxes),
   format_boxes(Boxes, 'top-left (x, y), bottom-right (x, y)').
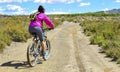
top-left (29, 13), bottom-right (54, 28)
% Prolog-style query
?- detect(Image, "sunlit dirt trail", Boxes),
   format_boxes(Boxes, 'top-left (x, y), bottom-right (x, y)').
top-left (0, 21), bottom-right (120, 72)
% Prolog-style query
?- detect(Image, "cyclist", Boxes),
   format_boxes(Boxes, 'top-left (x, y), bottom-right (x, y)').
top-left (28, 5), bottom-right (54, 61)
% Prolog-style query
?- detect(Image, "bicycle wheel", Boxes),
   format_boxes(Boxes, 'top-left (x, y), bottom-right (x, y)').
top-left (45, 40), bottom-right (51, 59)
top-left (27, 43), bottom-right (38, 67)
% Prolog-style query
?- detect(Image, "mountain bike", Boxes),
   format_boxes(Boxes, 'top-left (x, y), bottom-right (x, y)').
top-left (27, 28), bottom-right (52, 67)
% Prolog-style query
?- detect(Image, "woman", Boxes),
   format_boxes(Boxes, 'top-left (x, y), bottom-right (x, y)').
top-left (29, 5), bottom-right (54, 61)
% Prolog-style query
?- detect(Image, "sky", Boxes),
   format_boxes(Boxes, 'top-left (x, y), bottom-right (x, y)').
top-left (0, 0), bottom-right (120, 15)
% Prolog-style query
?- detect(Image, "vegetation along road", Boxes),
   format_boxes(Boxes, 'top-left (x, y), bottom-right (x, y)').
top-left (0, 21), bottom-right (120, 72)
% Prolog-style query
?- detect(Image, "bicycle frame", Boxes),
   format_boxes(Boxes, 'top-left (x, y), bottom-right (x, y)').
top-left (27, 28), bottom-right (52, 67)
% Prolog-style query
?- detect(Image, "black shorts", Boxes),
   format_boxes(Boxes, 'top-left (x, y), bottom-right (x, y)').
top-left (29, 26), bottom-right (44, 42)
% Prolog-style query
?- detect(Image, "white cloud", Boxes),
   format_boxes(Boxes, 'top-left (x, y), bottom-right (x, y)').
top-left (0, 7), bottom-right (4, 14)
top-left (34, 0), bottom-right (82, 4)
top-left (0, 0), bottom-right (28, 3)
top-left (77, 0), bottom-right (82, 2)
top-left (7, 5), bottom-right (24, 11)
top-left (30, 10), bottom-right (37, 14)
top-left (67, 0), bottom-right (74, 4)
top-left (116, 0), bottom-right (120, 2)
top-left (30, 7), bottom-right (70, 15)
top-left (0, 4), bottom-right (28, 15)
top-left (0, 0), bottom-right (83, 4)
top-left (0, 0), bottom-right (81, 3)
top-left (102, 8), bottom-right (109, 11)
top-left (46, 11), bottom-right (69, 14)
top-left (79, 2), bottom-right (91, 6)
top-left (46, 7), bottom-right (70, 14)
top-left (0, 7), bottom-right (4, 11)
top-left (102, 8), bottom-right (110, 13)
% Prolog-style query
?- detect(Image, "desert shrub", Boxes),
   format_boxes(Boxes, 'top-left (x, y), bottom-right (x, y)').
top-left (90, 34), bottom-right (104, 46)
top-left (117, 58), bottom-right (120, 64)
top-left (80, 15), bottom-right (120, 62)
top-left (0, 15), bottom-right (30, 52)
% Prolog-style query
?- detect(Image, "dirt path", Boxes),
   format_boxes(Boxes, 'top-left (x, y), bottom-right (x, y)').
top-left (0, 21), bottom-right (120, 72)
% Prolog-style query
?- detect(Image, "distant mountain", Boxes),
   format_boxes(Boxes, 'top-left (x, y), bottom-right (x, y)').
top-left (104, 8), bottom-right (120, 14)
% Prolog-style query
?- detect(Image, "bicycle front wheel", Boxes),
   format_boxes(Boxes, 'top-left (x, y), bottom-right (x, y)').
top-left (27, 43), bottom-right (38, 67)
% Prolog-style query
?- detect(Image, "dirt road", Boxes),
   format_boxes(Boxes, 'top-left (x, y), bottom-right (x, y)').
top-left (0, 21), bottom-right (120, 72)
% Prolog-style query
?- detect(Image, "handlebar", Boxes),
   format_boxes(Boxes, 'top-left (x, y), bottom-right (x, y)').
top-left (42, 28), bottom-right (54, 32)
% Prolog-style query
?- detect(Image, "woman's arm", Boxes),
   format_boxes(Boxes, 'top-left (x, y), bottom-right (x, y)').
top-left (43, 14), bottom-right (54, 28)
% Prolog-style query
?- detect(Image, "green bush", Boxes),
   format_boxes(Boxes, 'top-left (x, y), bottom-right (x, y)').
top-left (117, 58), bottom-right (120, 64)
top-left (80, 15), bottom-right (120, 62)
top-left (101, 39), bottom-right (110, 50)
top-left (91, 34), bottom-right (104, 46)
top-left (105, 49), bottom-right (113, 57)
top-left (0, 15), bottom-right (30, 52)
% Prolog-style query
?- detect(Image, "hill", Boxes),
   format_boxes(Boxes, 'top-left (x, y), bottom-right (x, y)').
top-left (104, 8), bottom-right (120, 14)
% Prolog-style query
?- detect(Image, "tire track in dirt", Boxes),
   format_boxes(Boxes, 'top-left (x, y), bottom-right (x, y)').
top-left (72, 25), bottom-right (86, 72)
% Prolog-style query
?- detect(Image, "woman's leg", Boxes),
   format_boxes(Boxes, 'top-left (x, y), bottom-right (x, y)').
top-left (41, 41), bottom-right (47, 61)
top-left (41, 41), bottom-right (46, 53)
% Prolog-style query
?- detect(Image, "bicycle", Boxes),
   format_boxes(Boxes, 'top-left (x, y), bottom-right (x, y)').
top-left (27, 28), bottom-right (52, 67)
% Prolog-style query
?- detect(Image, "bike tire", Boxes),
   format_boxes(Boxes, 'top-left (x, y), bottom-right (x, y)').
top-left (27, 43), bottom-right (37, 67)
top-left (45, 40), bottom-right (51, 59)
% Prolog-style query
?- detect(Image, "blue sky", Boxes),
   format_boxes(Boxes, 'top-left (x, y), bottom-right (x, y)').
top-left (0, 0), bottom-right (120, 15)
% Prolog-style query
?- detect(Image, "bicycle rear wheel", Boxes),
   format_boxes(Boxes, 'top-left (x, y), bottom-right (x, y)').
top-left (27, 43), bottom-right (38, 67)
top-left (45, 40), bottom-right (51, 59)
